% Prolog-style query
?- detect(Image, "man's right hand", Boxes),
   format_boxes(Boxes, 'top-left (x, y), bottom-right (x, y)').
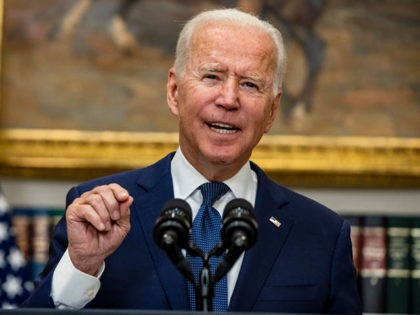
top-left (66, 184), bottom-right (133, 276)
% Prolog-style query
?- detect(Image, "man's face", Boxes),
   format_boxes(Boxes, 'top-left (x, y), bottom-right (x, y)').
top-left (167, 21), bottom-right (281, 180)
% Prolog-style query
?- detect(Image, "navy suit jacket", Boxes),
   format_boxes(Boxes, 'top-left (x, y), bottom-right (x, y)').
top-left (23, 153), bottom-right (361, 314)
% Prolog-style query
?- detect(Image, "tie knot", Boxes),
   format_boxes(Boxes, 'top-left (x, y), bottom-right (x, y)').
top-left (199, 182), bottom-right (229, 207)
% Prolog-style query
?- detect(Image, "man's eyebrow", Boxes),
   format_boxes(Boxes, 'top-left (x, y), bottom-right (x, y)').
top-left (197, 65), bottom-right (270, 88)
top-left (241, 74), bottom-right (263, 82)
top-left (198, 63), bottom-right (225, 72)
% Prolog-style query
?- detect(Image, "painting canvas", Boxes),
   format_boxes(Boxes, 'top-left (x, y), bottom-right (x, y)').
top-left (2, 0), bottom-right (419, 137)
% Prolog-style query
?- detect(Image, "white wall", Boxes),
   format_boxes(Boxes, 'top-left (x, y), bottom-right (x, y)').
top-left (1, 178), bottom-right (419, 216)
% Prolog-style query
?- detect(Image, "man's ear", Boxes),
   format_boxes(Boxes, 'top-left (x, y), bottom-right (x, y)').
top-left (167, 68), bottom-right (180, 117)
top-left (264, 91), bottom-right (282, 133)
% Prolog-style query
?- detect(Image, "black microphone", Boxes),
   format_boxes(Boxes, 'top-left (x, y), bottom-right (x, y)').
top-left (213, 198), bottom-right (258, 283)
top-left (153, 198), bottom-right (194, 283)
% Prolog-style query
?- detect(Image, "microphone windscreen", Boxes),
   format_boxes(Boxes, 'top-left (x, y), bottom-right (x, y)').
top-left (154, 198), bottom-right (192, 248)
top-left (222, 198), bottom-right (258, 250)
top-left (223, 198), bottom-right (255, 219)
top-left (160, 198), bottom-right (193, 222)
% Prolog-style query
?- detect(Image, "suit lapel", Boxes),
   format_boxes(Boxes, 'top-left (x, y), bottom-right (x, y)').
top-left (131, 153), bottom-right (190, 310)
top-left (130, 156), bottom-right (293, 311)
top-left (229, 164), bottom-right (294, 311)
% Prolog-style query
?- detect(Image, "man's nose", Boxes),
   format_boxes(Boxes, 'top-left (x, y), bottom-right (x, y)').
top-left (216, 78), bottom-right (239, 110)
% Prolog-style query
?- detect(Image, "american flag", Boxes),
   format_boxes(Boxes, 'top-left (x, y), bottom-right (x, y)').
top-left (0, 188), bottom-right (33, 308)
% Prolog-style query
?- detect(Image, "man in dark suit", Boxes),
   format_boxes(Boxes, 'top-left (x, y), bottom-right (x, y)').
top-left (23, 8), bottom-right (361, 314)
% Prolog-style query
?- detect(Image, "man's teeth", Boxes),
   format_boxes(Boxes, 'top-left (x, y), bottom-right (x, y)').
top-left (209, 123), bottom-right (237, 134)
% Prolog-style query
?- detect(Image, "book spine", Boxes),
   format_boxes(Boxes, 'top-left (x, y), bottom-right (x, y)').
top-left (385, 216), bottom-right (411, 313)
top-left (344, 215), bottom-right (362, 273)
top-left (411, 218), bottom-right (420, 314)
top-left (360, 216), bottom-right (387, 313)
top-left (49, 208), bottom-right (65, 236)
top-left (10, 207), bottom-right (65, 282)
top-left (11, 208), bottom-right (33, 260)
top-left (30, 208), bottom-right (51, 280)
top-left (343, 214), bottom-right (363, 296)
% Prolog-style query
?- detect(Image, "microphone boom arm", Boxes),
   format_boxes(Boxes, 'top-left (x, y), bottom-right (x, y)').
top-left (212, 230), bottom-right (248, 283)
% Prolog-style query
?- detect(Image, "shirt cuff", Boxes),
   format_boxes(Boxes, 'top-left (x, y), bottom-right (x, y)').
top-left (51, 249), bottom-right (104, 309)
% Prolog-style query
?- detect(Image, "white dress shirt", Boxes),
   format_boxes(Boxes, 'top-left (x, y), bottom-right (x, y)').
top-left (52, 148), bottom-right (257, 309)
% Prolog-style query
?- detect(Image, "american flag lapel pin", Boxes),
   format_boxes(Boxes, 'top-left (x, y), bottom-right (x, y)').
top-left (269, 216), bottom-right (281, 228)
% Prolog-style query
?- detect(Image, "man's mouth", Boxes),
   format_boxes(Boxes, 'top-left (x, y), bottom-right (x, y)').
top-left (206, 122), bottom-right (239, 134)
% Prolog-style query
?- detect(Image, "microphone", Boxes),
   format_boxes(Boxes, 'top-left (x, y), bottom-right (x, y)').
top-left (153, 198), bottom-right (194, 282)
top-left (213, 198), bottom-right (258, 283)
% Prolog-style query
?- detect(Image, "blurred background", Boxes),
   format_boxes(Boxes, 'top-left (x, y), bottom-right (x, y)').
top-left (2, 0), bottom-right (419, 136)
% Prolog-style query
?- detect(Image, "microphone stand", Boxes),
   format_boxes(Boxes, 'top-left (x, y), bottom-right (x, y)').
top-left (198, 253), bottom-right (212, 312)
top-left (186, 242), bottom-right (226, 312)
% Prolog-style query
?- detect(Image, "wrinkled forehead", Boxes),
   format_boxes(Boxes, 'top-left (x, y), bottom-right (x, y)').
top-left (191, 20), bottom-right (275, 49)
top-left (188, 21), bottom-right (277, 74)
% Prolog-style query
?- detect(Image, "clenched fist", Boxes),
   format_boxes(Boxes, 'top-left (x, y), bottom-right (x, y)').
top-left (66, 184), bottom-right (133, 275)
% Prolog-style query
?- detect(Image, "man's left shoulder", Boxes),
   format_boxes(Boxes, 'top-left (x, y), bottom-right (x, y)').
top-left (281, 185), bottom-right (346, 232)
top-left (260, 173), bottom-right (343, 229)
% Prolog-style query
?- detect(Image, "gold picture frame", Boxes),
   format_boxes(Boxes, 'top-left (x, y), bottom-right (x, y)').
top-left (1, 129), bottom-right (419, 188)
top-left (0, 0), bottom-right (419, 188)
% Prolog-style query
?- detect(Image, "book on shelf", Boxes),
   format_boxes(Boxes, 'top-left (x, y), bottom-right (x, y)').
top-left (11, 208), bottom-right (32, 260)
top-left (345, 214), bottom-right (420, 314)
top-left (411, 217), bottom-right (420, 314)
top-left (31, 208), bottom-right (51, 280)
top-left (385, 216), bottom-right (411, 314)
top-left (11, 207), bottom-right (65, 281)
top-left (359, 215), bottom-right (387, 313)
top-left (344, 215), bottom-right (362, 274)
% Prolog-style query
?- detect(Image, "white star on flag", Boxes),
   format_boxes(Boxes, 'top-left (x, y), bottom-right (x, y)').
top-left (2, 275), bottom-right (24, 299)
top-left (0, 185), bottom-right (32, 308)
top-left (8, 248), bottom-right (26, 271)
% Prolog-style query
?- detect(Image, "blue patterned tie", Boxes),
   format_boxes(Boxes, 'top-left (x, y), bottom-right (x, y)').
top-left (188, 182), bottom-right (229, 311)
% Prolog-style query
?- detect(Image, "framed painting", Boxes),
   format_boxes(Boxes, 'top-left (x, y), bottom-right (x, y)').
top-left (0, 0), bottom-right (419, 187)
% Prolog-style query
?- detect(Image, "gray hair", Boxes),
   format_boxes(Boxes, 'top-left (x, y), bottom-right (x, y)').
top-left (173, 8), bottom-right (287, 94)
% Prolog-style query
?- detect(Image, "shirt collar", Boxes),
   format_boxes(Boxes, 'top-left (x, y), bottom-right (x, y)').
top-left (171, 147), bottom-right (256, 202)
top-left (171, 148), bottom-right (208, 200)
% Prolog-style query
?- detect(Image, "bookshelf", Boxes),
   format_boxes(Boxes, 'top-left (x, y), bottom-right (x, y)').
top-left (2, 178), bottom-right (420, 313)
